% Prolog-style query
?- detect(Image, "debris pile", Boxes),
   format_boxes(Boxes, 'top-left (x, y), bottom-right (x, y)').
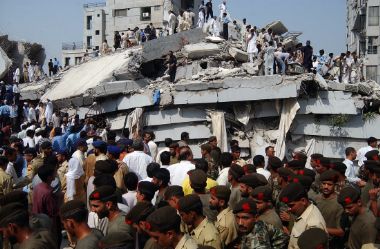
top-left (19, 23), bottom-right (380, 159)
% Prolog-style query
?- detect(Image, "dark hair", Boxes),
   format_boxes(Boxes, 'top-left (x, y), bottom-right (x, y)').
top-left (229, 140), bottom-right (238, 147)
top-left (107, 131), bottom-right (117, 142)
top-left (147, 163), bottom-right (160, 178)
top-left (43, 155), bottom-right (58, 168)
top-left (194, 159), bottom-right (208, 173)
top-left (54, 127), bottom-right (62, 136)
top-left (181, 132), bottom-right (189, 141)
top-left (178, 148), bottom-right (191, 161)
top-left (265, 146), bottom-right (274, 153)
top-left (219, 152), bottom-right (233, 168)
top-left (345, 147), bottom-right (356, 156)
top-left (62, 207), bottom-right (88, 223)
top-left (253, 155), bottom-right (265, 167)
top-left (37, 165), bottom-right (56, 183)
top-left (24, 148), bottom-right (37, 157)
top-left (124, 172), bottom-right (138, 191)
top-left (26, 129), bottom-right (35, 138)
top-left (160, 151), bottom-right (171, 165)
top-left (0, 156), bottom-right (9, 168)
top-left (164, 138), bottom-right (173, 147)
top-left (4, 147), bottom-right (16, 157)
top-left (231, 145), bottom-right (241, 153)
top-left (368, 137), bottom-right (377, 145)
top-left (93, 174), bottom-right (117, 189)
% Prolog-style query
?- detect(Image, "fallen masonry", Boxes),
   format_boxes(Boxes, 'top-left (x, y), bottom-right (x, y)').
top-left (19, 27), bottom-right (380, 160)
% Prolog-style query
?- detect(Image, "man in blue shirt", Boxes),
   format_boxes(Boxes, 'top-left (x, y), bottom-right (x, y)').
top-left (222, 12), bottom-right (231, 40)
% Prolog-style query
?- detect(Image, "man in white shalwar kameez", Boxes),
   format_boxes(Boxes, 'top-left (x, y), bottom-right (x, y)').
top-left (168, 11), bottom-right (177, 35)
top-left (45, 99), bottom-right (53, 125)
top-left (247, 29), bottom-right (258, 63)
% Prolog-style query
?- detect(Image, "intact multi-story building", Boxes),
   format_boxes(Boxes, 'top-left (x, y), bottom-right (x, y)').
top-left (62, 0), bottom-right (201, 66)
top-left (347, 0), bottom-right (380, 83)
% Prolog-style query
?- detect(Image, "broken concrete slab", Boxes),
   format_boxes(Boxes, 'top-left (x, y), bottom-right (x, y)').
top-left (229, 47), bottom-right (248, 62)
top-left (174, 90), bottom-right (218, 105)
top-left (298, 91), bottom-right (360, 115)
top-left (242, 63), bottom-right (258, 75)
top-left (174, 81), bottom-right (224, 91)
top-left (153, 122), bottom-right (212, 142)
top-left (328, 81), bottom-right (346, 91)
top-left (93, 79), bottom-right (149, 97)
top-left (141, 28), bottom-right (207, 62)
top-left (265, 20), bottom-right (288, 35)
top-left (183, 42), bottom-right (220, 59)
top-left (205, 36), bottom-right (225, 43)
top-left (0, 47), bottom-right (11, 79)
top-left (143, 107), bottom-right (207, 126)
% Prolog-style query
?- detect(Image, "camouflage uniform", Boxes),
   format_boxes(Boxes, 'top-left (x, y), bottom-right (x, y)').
top-left (205, 156), bottom-right (218, 180)
top-left (239, 220), bottom-right (289, 249)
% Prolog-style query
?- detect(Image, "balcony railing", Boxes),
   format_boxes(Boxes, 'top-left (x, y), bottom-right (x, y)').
top-left (62, 42), bottom-right (84, 50)
top-left (83, 2), bottom-right (106, 8)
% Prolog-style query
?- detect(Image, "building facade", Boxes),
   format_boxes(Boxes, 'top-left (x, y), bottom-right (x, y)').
top-left (347, 0), bottom-right (380, 83)
top-left (62, 0), bottom-right (201, 65)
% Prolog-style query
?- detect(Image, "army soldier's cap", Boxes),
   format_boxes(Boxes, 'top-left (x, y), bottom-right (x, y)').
top-left (210, 186), bottom-right (231, 202)
top-left (229, 164), bottom-right (245, 180)
top-left (93, 140), bottom-right (107, 149)
top-left (338, 186), bottom-right (361, 206)
top-left (287, 160), bottom-right (306, 170)
top-left (125, 202), bottom-right (154, 225)
top-left (268, 157), bottom-right (283, 170)
top-left (297, 228), bottom-right (328, 249)
top-left (279, 183), bottom-right (307, 204)
top-left (89, 185), bottom-right (117, 202)
top-left (189, 169), bottom-right (207, 189)
top-left (290, 175), bottom-right (313, 190)
top-left (164, 185), bottom-right (184, 200)
top-left (60, 200), bottom-right (87, 219)
top-left (330, 162), bottom-right (347, 175)
top-left (0, 203), bottom-right (27, 227)
top-left (0, 190), bottom-right (28, 207)
top-left (138, 181), bottom-right (158, 200)
top-left (365, 150), bottom-right (380, 161)
top-left (278, 167), bottom-right (295, 179)
top-left (239, 173), bottom-right (268, 189)
top-left (319, 169), bottom-right (339, 183)
top-left (294, 168), bottom-right (316, 181)
top-left (76, 138), bottom-right (87, 147)
top-left (177, 194), bottom-right (203, 213)
top-left (319, 157), bottom-right (331, 168)
top-left (146, 206), bottom-right (182, 232)
top-left (95, 160), bottom-right (118, 175)
top-left (364, 160), bottom-right (380, 173)
top-left (40, 141), bottom-right (52, 150)
top-left (233, 199), bottom-right (258, 215)
top-left (107, 145), bottom-right (121, 156)
top-left (99, 232), bottom-right (134, 249)
top-left (251, 186), bottom-right (272, 202)
top-left (242, 164), bottom-right (256, 174)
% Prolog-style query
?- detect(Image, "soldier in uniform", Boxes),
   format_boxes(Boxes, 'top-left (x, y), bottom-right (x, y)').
top-left (60, 200), bottom-right (103, 249)
top-left (228, 164), bottom-right (245, 208)
top-left (267, 156), bottom-right (283, 198)
top-left (367, 160), bottom-right (380, 217)
top-left (231, 146), bottom-right (246, 167)
top-left (314, 170), bottom-right (344, 248)
top-left (99, 232), bottom-right (134, 249)
top-left (0, 156), bottom-right (12, 196)
top-left (89, 185), bottom-right (134, 238)
top-left (338, 186), bottom-right (377, 249)
top-left (297, 228), bottom-right (328, 249)
top-left (0, 202), bottom-right (57, 249)
top-left (177, 194), bottom-right (222, 249)
top-left (200, 144), bottom-right (217, 180)
top-left (233, 198), bottom-right (289, 249)
top-left (146, 206), bottom-right (199, 249)
top-left (251, 186), bottom-right (283, 230)
top-left (239, 173), bottom-right (268, 198)
top-left (279, 183), bottom-right (327, 248)
top-left (188, 169), bottom-right (217, 222)
top-left (28, 141), bottom-right (53, 179)
top-left (209, 185), bottom-right (238, 247)
top-left (164, 185), bottom-right (185, 209)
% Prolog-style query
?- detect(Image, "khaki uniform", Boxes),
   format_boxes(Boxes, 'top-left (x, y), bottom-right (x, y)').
top-left (0, 168), bottom-right (12, 196)
top-left (28, 154), bottom-right (45, 179)
top-left (114, 160), bottom-right (128, 192)
top-left (190, 218), bottom-right (222, 249)
top-left (57, 161), bottom-right (69, 193)
top-left (258, 208), bottom-right (283, 230)
top-left (175, 234), bottom-right (198, 249)
top-left (216, 207), bottom-right (238, 246)
top-left (143, 237), bottom-right (162, 249)
top-left (348, 209), bottom-right (377, 249)
top-left (84, 154), bottom-right (107, 185)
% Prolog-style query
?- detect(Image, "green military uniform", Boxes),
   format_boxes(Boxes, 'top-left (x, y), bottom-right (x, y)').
top-left (107, 212), bottom-right (134, 236)
top-left (258, 209), bottom-right (283, 230)
top-left (76, 229), bottom-right (103, 249)
top-left (338, 187), bottom-right (377, 249)
top-left (233, 199), bottom-right (289, 249)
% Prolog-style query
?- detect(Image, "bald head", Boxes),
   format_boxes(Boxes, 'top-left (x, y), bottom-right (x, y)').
top-left (179, 147), bottom-right (193, 161)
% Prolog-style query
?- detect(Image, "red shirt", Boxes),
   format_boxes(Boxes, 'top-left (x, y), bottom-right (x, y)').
top-left (32, 182), bottom-right (59, 218)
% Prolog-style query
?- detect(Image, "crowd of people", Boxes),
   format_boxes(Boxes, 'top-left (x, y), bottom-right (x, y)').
top-left (0, 103), bottom-right (377, 249)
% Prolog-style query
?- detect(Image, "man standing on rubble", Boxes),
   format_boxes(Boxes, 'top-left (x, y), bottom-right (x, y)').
top-left (302, 40), bottom-right (313, 72)
top-left (221, 12), bottom-right (231, 40)
top-left (166, 51), bottom-right (177, 82)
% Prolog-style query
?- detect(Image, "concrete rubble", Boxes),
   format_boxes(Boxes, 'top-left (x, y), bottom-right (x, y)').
top-left (0, 47), bottom-right (11, 79)
top-left (19, 23), bottom-right (380, 159)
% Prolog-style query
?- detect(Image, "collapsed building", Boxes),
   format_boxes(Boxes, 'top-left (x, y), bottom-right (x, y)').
top-left (18, 22), bottom-right (380, 160)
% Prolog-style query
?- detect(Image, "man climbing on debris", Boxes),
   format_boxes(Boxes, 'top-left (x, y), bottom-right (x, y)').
top-left (166, 51), bottom-right (177, 82)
